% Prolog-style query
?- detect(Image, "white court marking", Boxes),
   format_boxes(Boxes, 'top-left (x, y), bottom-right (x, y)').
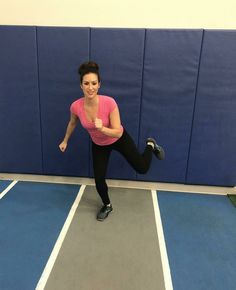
top-left (0, 180), bottom-right (18, 199)
top-left (152, 190), bottom-right (173, 290)
top-left (35, 184), bottom-right (86, 290)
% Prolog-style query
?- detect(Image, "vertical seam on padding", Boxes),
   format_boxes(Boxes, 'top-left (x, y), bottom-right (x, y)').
top-left (136, 29), bottom-right (147, 179)
top-left (35, 26), bottom-right (44, 173)
top-left (88, 27), bottom-right (92, 177)
top-left (185, 29), bottom-right (205, 184)
top-left (137, 29), bottom-right (147, 146)
top-left (89, 27), bottom-right (92, 61)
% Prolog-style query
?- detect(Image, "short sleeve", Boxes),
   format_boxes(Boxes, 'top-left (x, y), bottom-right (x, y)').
top-left (70, 99), bottom-right (82, 116)
top-left (108, 97), bottom-right (117, 112)
top-left (70, 102), bottom-right (76, 114)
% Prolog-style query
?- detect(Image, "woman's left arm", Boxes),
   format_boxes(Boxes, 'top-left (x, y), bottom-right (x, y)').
top-left (95, 107), bottom-right (123, 138)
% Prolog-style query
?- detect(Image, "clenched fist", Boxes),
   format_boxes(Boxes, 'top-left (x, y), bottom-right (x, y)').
top-left (59, 141), bottom-right (68, 152)
top-left (94, 118), bottom-right (103, 131)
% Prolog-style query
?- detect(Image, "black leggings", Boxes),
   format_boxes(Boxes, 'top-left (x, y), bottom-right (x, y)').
top-left (92, 129), bottom-right (153, 205)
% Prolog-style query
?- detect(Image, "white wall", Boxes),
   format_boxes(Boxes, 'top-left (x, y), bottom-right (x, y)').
top-left (0, 0), bottom-right (236, 29)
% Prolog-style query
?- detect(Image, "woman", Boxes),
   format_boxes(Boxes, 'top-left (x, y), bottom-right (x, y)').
top-left (59, 61), bottom-right (165, 221)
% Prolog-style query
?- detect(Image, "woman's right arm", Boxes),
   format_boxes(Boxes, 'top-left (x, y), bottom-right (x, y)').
top-left (59, 113), bottom-right (79, 152)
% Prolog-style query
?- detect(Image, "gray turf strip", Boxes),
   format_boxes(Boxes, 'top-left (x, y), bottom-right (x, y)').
top-left (44, 186), bottom-right (165, 290)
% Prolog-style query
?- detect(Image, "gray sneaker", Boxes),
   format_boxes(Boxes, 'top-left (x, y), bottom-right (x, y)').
top-left (146, 137), bottom-right (165, 160)
top-left (97, 204), bottom-right (113, 221)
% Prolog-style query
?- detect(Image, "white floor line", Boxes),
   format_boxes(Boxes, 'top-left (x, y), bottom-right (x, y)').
top-left (151, 190), bottom-right (173, 290)
top-left (0, 180), bottom-right (18, 199)
top-left (35, 184), bottom-right (86, 290)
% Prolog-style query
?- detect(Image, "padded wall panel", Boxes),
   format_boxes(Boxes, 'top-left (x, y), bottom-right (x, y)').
top-left (0, 26), bottom-right (42, 173)
top-left (90, 28), bottom-right (145, 179)
top-left (186, 30), bottom-right (236, 186)
top-left (37, 27), bottom-right (90, 176)
top-left (138, 29), bottom-right (203, 182)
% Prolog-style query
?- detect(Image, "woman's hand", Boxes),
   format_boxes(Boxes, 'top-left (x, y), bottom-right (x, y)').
top-left (59, 141), bottom-right (68, 152)
top-left (94, 118), bottom-right (103, 131)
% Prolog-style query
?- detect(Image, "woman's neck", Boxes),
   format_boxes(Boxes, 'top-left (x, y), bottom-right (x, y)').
top-left (84, 95), bottom-right (99, 106)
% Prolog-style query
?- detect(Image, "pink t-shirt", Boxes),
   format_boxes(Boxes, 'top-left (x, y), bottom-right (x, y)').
top-left (70, 95), bottom-right (124, 146)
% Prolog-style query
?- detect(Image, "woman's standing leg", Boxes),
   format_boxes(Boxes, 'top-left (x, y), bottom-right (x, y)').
top-left (92, 142), bottom-right (113, 221)
top-left (92, 142), bottom-right (111, 205)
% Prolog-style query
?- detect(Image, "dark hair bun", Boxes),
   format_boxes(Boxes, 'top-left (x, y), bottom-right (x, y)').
top-left (78, 61), bottom-right (99, 75)
top-left (78, 61), bottom-right (100, 83)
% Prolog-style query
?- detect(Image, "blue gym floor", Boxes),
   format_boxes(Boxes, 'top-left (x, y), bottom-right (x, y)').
top-left (0, 178), bottom-right (235, 290)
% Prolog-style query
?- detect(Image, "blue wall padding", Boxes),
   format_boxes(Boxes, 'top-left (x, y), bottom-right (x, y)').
top-left (0, 181), bottom-right (79, 290)
top-left (186, 30), bottom-right (236, 186)
top-left (0, 26), bottom-right (235, 186)
top-left (90, 28), bottom-right (145, 179)
top-left (37, 27), bottom-right (90, 176)
top-left (0, 26), bottom-right (43, 174)
top-left (138, 30), bottom-right (203, 183)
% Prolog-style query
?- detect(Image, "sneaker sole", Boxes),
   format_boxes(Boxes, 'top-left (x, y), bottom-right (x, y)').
top-left (96, 210), bottom-right (113, 221)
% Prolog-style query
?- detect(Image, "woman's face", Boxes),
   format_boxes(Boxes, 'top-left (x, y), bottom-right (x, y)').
top-left (81, 73), bottom-right (101, 100)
